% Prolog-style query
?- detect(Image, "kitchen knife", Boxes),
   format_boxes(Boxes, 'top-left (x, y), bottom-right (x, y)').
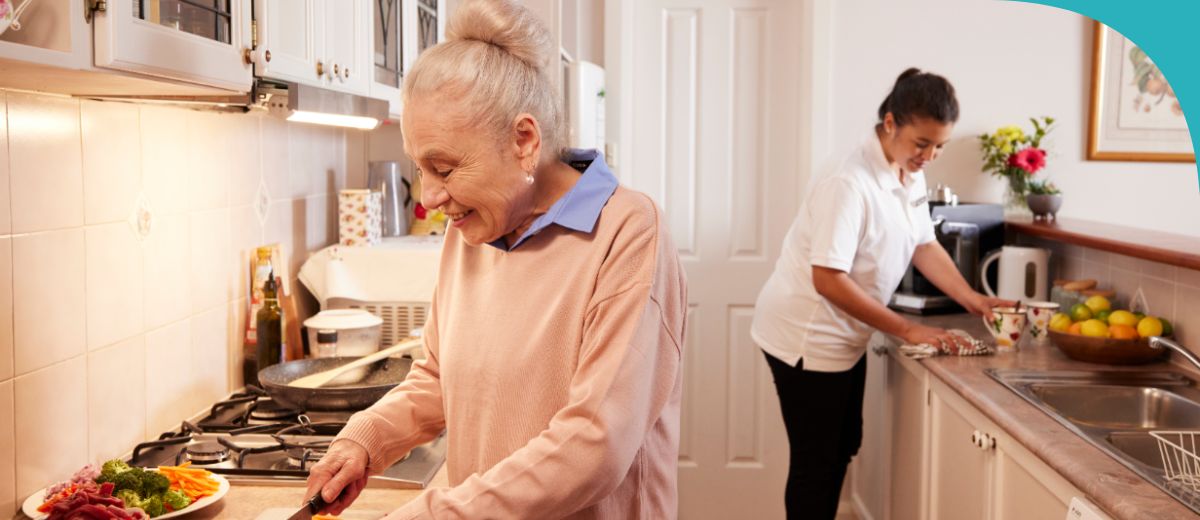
top-left (286, 493), bottom-right (330, 520)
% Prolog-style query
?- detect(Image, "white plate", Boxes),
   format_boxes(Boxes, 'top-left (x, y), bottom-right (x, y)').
top-left (21, 472), bottom-right (230, 519)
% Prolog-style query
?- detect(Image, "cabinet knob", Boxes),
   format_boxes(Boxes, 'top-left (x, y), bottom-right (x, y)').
top-left (265, 50), bottom-right (272, 63)
top-left (334, 63), bottom-right (340, 76)
top-left (317, 61), bottom-right (324, 77)
top-left (344, 68), bottom-right (351, 79)
top-left (971, 430), bottom-right (980, 447)
top-left (242, 48), bottom-right (252, 65)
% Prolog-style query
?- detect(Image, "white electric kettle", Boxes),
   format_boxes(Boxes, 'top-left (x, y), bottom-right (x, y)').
top-left (980, 246), bottom-right (1051, 301)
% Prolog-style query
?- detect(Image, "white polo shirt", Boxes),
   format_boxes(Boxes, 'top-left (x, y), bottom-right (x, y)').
top-left (751, 134), bottom-right (937, 372)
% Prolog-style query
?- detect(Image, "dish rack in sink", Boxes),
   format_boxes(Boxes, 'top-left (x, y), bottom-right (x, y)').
top-left (1152, 431), bottom-right (1200, 493)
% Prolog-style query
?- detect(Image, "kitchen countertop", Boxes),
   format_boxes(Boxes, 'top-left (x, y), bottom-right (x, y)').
top-left (906, 312), bottom-right (1195, 520)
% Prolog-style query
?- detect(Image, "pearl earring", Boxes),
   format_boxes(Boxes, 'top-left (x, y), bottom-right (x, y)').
top-left (525, 173), bottom-right (535, 185)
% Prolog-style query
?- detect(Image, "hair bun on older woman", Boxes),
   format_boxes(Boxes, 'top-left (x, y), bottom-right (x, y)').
top-left (448, 0), bottom-right (553, 72)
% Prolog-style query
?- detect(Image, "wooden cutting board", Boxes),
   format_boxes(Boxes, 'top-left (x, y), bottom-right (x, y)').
top-left (254, 508), bottom-right (387, 520)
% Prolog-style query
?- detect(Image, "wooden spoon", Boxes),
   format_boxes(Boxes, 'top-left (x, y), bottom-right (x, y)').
top-left (287, 337), bottom-right (423, 389)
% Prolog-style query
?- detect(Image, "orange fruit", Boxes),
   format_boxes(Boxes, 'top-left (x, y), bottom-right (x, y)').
top-left (1068, 322), bottom-right (1084, 335)
top-left (1109, 324), bottom-right (1139, 340)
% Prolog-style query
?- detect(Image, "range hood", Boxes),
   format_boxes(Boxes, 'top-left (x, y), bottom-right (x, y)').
top-left (75, 80), bottom-right (390, 130)
top-left (256, 80), bottom-right (390, 130)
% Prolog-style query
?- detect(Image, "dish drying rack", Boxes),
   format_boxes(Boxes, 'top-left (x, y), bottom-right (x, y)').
top-left (1153, 431), bottom-right (1200, 493)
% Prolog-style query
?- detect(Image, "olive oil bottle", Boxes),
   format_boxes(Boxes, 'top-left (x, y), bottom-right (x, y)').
top-left (256, 272), bottom-right (284, 375)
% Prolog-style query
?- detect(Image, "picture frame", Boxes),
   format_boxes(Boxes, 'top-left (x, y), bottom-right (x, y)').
top-left (1087, 21), bottom-right (1194, 162)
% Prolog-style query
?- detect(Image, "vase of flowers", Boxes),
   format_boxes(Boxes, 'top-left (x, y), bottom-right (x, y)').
top-left (979, 117), bottom-right (1057, 212)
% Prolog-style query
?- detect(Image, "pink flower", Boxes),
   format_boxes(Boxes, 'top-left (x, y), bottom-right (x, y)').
top-left (1007, 148), bottom-right (1047, 175)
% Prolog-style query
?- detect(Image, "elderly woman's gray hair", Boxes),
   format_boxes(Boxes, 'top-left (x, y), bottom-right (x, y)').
top-left (403, 0), bottom-right (565, 164)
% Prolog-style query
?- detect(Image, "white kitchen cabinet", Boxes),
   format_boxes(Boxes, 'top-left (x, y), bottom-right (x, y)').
top-left (929, 378), bottom-right (1080, 520)
top-left (255, 0), bottom-right (324, 85)
top-left (324, 0), bottom-right (370, 94)
top-left (852, 336), bottom-right (929, 520)
top-left (0, 0), bottom-right (248, 95)
top-left (94, 0), bottom-right (253, 91)
top-left (855, 346), bottom-right (1085, 520)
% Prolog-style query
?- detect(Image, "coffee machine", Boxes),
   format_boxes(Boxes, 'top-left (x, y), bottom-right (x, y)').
top-left (889, 198), bottom-right (1004, 315)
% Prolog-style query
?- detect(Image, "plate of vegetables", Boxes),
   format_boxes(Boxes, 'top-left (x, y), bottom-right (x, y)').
top-left (21, 459), bottom-right (229, 519)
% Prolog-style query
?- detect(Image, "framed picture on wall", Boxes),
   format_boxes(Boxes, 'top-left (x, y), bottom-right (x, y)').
top-left (1088, 21), bottom-right (1194, 162)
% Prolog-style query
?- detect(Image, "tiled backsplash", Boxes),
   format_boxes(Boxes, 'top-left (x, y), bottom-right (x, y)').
top-left (1019, 235), bottom-right (1200, 359)
top-left (0, 90), bottom-right (350, 516)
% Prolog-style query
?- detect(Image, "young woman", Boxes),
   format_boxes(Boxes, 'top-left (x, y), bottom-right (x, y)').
top-left (751, 68), bottom-right (1010, 519)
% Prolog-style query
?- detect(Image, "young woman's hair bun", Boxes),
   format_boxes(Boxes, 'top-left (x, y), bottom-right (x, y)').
top-left (877, 67), bottom-right (959, 126)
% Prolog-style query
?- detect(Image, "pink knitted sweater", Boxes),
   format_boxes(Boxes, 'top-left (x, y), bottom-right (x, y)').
top-left (338, 187), bottom-right (688, 519)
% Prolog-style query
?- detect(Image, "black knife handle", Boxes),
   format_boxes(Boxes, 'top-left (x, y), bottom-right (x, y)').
top-left (307, 493), bottom-right (330, 513)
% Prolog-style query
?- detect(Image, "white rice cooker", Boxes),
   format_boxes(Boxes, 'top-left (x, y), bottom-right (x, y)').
top-left (303, 309), bottom-right (383, 357)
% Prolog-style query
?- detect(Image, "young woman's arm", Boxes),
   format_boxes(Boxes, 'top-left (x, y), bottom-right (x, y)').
top-left (911, 241), bottom-right (1011, 317)
top-left (812, 265), bottom-right (970, 350)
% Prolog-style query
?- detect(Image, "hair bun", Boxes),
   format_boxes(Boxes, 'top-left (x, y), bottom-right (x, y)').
top-left (896, 67), bottom-right (922, 84)
top-left (448, 0), bottom-right (553, 71)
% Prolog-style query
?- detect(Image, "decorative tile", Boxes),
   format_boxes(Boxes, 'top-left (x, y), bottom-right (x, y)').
top-left (255, 178), bottom-right (271, 225)
top-left (129, 192), bottom-right (155, 241)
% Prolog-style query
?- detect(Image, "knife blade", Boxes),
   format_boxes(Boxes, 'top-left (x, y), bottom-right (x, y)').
top-left (286, 493), bottom-right (330, 520)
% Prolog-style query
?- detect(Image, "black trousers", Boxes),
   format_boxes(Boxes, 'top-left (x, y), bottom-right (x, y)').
top-left (764, 351), bottom-right (867, 520)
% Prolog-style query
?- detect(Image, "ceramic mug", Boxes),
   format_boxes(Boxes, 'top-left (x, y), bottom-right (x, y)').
top-left (983, 306), bottom-right (1028, 351)
top-left (1024, 301), bottom-right (1061, 342)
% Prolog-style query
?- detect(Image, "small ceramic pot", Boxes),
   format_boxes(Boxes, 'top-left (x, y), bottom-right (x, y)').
top-left (1027, 194), bottom-right (1063, 220)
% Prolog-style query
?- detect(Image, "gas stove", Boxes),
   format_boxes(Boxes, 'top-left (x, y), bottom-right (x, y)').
top-left (126, 386), bottom-right (444, 489)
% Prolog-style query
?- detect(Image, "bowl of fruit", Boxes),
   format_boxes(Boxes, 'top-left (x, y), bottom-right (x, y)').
top-left (1046, 295), bottom-right (1174, 365)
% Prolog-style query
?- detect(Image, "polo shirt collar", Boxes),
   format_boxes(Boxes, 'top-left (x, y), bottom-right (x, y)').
top-left (488, 149), bottom-right (619, 251)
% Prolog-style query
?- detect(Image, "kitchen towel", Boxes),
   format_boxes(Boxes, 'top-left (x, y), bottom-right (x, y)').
top-left (898, 329), bottom-right (993, 359)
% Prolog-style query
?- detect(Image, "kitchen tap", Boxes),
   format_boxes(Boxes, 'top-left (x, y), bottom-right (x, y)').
top-left (1149, 337), bottom-right (1200, 371)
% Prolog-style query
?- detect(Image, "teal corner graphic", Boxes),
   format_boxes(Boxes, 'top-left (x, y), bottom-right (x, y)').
top-left (1012, 0), bottom-right (1199, 184)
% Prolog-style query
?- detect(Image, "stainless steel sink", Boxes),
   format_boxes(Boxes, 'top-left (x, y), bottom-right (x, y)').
top-left (988, 369), bottom-right (1200, 513)
top-left (1029, 384), bottom-right (1200, 429)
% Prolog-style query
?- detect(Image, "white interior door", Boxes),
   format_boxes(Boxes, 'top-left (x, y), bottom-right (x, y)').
top-left (624, 0), bottom-right (803, 517)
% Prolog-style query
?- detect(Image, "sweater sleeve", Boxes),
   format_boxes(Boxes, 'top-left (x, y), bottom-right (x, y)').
top-left (336, 297), bottom-right (448, 474)
top-left (384, 208), bottom-right (684, 519)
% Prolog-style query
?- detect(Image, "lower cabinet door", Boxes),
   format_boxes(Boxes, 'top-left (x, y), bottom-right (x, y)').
top-left (992, 447), bottom-right (1070, 520)
top-left (888, 353), bottom-right (927, 520)
top-left (929, 391), bottom-right (991, 520)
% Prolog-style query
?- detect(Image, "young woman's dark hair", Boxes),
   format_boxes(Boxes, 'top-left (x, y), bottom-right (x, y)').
top-left (877, 67), bottom-right (959, 126)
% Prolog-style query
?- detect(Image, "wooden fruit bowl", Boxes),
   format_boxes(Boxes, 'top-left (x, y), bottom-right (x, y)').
top-left (1047, 330), bottom-right (1168, 365)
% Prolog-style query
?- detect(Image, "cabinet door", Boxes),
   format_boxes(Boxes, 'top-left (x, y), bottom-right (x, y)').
top-left (94, 0), bottom-right (252, 91)
top-left (851, 335), bottom-right (890, 520)
top-left (256, 0), bottom-right (324, 85)
top-left (889, 353), bottom-right (928, 520)
top-left (324, 0), bottom-right (370, 94)
top-left (929, 391), bottom-right (992, 520)
top-left (371, 0), bottom-right (405, 117)
top-left (992, 444), bottom-right (1071, 520)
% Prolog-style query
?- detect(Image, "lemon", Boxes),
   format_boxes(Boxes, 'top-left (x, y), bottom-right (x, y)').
top-left (1095, 310), bottom-right (1112, 323)
top-left (1069, 303), bottom-right (1093, 322)
top-left (1138, 317), bottom-right (1164, 338)
top-left (1080, 319), bottom-right (1109, 338)
top-left (1084, 295), bottom-right (1112, 313)
top-left (1049, 313), bottom-right (1073, 332)
top-left (1107, 310), bottom-right (1139, 327)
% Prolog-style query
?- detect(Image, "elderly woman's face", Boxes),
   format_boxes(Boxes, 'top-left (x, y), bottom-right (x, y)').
top-left (402, 98), bottom-right (535, 246)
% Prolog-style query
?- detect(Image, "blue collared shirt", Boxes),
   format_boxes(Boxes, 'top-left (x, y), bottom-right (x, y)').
top-left (489, 149), bottom-right (619, 251)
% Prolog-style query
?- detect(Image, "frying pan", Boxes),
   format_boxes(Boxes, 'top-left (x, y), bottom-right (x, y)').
top-left (257, 356), bottom-right (413, 411)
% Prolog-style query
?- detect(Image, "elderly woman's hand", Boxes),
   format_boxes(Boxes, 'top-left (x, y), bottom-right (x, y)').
top-left (304, 439), bottom-right (370, 515)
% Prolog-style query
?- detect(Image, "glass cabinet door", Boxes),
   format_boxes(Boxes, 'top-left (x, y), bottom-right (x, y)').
top-left (133, 0), bottom-right (233, 44)
top-left (373, 0), bottom-right (402, 89)
top-left (416, 0), bottom-right (438, 55)
top-left (94, 0), bottom-right (252, 92)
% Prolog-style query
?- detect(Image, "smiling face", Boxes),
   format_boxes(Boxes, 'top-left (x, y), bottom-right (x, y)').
top-left (402, 94), bottom-right (541, 246)
top-left (879, 113), bottom-right (954, 174)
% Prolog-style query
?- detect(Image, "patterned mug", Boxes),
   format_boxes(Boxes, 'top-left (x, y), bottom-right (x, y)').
top-left (1024, 301), bottom-right (1061, 343)
top-left (983, 307), bottom-right (1028, 351)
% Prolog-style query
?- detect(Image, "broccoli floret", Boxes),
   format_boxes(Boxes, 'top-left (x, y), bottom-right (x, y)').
top-left (141, 471), bottom-right (171, 496)
top-left (98, 459), bottom-right (134, 483)
top-left (141, 496), bottom-right (166, 517)
top-left (162, 489), bottom-right (192, 511)
top-left (110, 470), bottom-right (145, 493)
top-left (115, 488), bottom-right (144, 509)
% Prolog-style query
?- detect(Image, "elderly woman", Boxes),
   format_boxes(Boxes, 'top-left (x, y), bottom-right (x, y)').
top-left (304, 0), bottom-right (687, 518)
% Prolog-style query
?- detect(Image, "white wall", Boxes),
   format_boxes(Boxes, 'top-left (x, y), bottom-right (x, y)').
top-left (829, 0), bottom-right (1199, 236)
